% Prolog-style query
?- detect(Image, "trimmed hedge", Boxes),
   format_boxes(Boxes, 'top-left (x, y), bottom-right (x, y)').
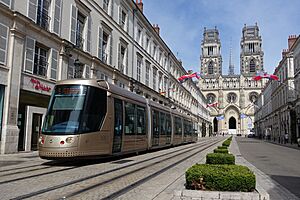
top-left (206, 153), bottom-right (235, 165)
top-left (222, 140), bottom-right (231, 147)
top-left (213, 149), bottom-right (229, 154)
top-left (217, 146), bottom-right (228, 150)
top-left (185, 164), bottom-right (255, 192)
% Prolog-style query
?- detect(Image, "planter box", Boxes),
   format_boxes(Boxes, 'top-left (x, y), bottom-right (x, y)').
top-left (174, 189), bottom-right (269, 200)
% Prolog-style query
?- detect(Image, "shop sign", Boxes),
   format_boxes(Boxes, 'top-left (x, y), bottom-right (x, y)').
top-left (30, 78), bottom-right (51, 92)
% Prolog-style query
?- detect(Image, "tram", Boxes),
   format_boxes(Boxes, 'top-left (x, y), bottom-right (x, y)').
top-left (39, 79), bottom-right (198, 159)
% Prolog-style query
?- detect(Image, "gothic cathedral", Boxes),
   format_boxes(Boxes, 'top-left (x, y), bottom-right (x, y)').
top-left (198, 24), bottom-right (266, 135)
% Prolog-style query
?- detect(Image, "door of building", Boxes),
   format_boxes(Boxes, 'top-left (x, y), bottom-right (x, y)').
top-left (112, 99), bottom-right (123, 153)
top-left (31, 113), bottom-right (43, 150)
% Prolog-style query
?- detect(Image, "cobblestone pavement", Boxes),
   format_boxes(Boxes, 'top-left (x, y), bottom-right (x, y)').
top-left (0, 137), bottom-right (225, 200)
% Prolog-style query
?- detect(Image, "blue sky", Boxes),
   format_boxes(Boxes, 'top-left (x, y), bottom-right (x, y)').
top-left (143, 0), bottom-right (300, 75)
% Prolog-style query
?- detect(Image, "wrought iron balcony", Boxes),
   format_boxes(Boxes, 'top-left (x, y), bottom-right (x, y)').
top-left (36, 11), bottom-right (50, 30)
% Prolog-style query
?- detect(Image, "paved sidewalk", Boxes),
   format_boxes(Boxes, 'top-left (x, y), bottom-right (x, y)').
top-left (230, 137), bottom-right (299, 200)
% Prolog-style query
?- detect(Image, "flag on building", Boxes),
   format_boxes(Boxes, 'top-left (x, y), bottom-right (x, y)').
top-left (207, 102), bottom-right (218, 108)
top-left (240, 113), bottom-right (247, 119)
top-left (252, 71), bottom-right (279, 81)
top-left (178, 72), bottom-right (200, 83)
top-left (216, 115), bottom-right (225, 120)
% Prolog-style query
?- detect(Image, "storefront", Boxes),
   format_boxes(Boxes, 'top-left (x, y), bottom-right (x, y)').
top-left (18, 76), bottom-right (53, 151)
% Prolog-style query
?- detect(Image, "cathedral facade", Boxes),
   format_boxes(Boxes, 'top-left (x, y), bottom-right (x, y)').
top-left (198, 24), bottom-right (266, 135)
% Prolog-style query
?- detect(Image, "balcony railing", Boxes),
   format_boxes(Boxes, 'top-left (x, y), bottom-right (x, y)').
top-left (75, 34), bottom-right (84, 49)
top-left (37, 11), bottom-right (50, 30)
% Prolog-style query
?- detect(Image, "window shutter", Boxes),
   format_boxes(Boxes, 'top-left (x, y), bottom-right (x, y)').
top-left (52, 0), bottom-right (62, 35)
top-left (125, 47), bottom-right (128, 75)
top-left (126, 12), bottom-right (129, 32)
top-left (118, 42), bottom-right (121, 71)
top-left (50, 49), bottom-right (58, 80)
top-left (85, 65), bottom-right (90, 78)
top-left (118, 6), bottom-right (122, 25)
top-left (0, 23), bottom-right (8, 64)
top-left (86, 15), bottom-right (91, 53)
top-left (0, 0), bottom-right (11, 7)
top-left (98, 27), bottom-right (103, 60)
top-left (109, 34), bottom-right (113, 65)
top-left (68, 58), bottom-right (75, 79)
top-left (110, 1), bottom-right (114, 18)
top-left (27, 0), bottom-right (37, 22)
top-left (24, 37), bottom-right (35, 73)
top-left (70, 4), bottom-right (77, 44)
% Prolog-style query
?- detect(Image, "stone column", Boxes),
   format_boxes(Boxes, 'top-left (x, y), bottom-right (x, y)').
top-left (1, 28), bottom-right (25, 154)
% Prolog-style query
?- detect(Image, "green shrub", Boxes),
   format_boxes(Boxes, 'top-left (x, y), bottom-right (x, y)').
top-left (222, 140), bottom-right (231, 147)
top-left (185, 164), bottom-right (255, 192)
top-left (217, 146), bottom-right (228, 149)
top-left (206, 153), bottom-right (235, 164)
top-left (214, 149), bottom-right (229, 154)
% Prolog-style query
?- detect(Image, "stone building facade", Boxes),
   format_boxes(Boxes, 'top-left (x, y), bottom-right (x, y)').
top-left (199, 24), bottom-right (265, 135)
top-left (254, 35), bottom-right (300, 143)
top-left (0, 0), bottom-right (210, 154)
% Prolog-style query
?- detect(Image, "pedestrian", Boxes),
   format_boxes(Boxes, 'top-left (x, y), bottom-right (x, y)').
top-left (284, 133), bottom-right (289, 144)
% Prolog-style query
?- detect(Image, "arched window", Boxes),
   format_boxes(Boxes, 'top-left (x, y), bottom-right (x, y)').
top-left (250, 59), bottom-right (256, 72)
top-left (208, 61), bottom-right (214, 74)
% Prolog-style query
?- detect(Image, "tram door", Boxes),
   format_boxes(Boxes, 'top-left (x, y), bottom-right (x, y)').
top-left (112, 99), bottom-right (123, 153)
top-left (152, 110), bottom-right (159, 146)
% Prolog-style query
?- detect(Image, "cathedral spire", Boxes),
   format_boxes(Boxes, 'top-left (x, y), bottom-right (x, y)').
top-left (229, 38), bottom-right (234, 75)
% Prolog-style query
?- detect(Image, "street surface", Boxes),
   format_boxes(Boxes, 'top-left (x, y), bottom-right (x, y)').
top-left (0, 137), bottom-right (222, 200)
top-left (236, 137), bottom-right (300, 199)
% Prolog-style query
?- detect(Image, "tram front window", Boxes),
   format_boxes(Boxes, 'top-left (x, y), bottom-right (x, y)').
top-left (42, 85), bottom-right (107, 134)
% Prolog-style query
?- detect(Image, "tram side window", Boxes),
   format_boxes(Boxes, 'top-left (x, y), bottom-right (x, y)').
top-left (125, 102), bottom-right (135, 135)
top-left (166, 114), bottom-right (171, 136)
top-left (175, 117), bottom-right (182, 135)
top-left (160, 112), bottom-right (166, 135)
top-left (137, 106), bottom-right (146, 135)
top-left (152, 110), bottom-right (159, 136)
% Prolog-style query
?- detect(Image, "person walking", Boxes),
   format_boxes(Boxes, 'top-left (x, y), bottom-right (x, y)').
top-left (284, 132), bottom-right (289, 144)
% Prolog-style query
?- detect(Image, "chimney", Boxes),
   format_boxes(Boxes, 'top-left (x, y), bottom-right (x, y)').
top-left (153, 24), bottom-right (160, 35)
top-left (288, 35), bottom-right (297, 50)
top-left (136, 0), bottom-right (143, 13)
top-left (282, 49), bottom-right (288, 58)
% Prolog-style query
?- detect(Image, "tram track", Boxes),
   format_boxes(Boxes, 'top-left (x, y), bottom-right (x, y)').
top-left (9, 138), bottom-right (223, 200)
top-left (59, 139), bottom-right (220, 200)
top-left (2, 140), bottom-right (211, 184)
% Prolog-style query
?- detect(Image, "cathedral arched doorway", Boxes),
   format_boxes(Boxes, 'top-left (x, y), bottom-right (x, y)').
top-left (213, 117), bottom-right (218, 135)
top-left (229, 117), bottom-right (237, 129)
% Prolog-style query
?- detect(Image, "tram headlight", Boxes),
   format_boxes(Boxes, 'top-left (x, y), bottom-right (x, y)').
top-left (65, 137), bottom-right (74, 144)
top-left (39, 136), bottom-right (45, 145)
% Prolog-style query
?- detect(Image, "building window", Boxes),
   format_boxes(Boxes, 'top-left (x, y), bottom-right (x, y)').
top-left (206, 93), bottom-right (216, 103)
top-left (208, 46), bottom-right (213, 55)
top-left (145, 61), bottom-right (150, 86)
top-left (98, 26), bottom-right (113, 65)
top-left (227, 93), bottom-right (237, 103)
top-left (27, 0), bottom-right (50, 30)
top-left (0, 23), bottom-right (8, 64)
top-left (34, 43), bottom-right (48, 77)
top-left (250, 59), bottom-right (256, 72)
top-left (208, 61), bottom-right (214, 74)
top-left (0, 0), bottom-right (11, 7)
top-left (137, 54), bottom-right (142, 82)
top-left (153, 67), bottom-right (157, 90)
top-left (76, 12), bottom-right (85, 49)
top-left (119, 6), bottom-right (128, 31)
top-left (103, 0), bottom-right (109, 13)
top-left (146, 36), bottom-right (150, 53)
top-left (118, 41), bottom-right (128, 74)
top-left (136, 25), bottom-right (142, 45)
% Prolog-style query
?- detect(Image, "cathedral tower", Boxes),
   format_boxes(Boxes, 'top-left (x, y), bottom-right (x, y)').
top-left (200, 27), bottom-right (222, 77)
top-left (240, 23), bottom-right (264, 76)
